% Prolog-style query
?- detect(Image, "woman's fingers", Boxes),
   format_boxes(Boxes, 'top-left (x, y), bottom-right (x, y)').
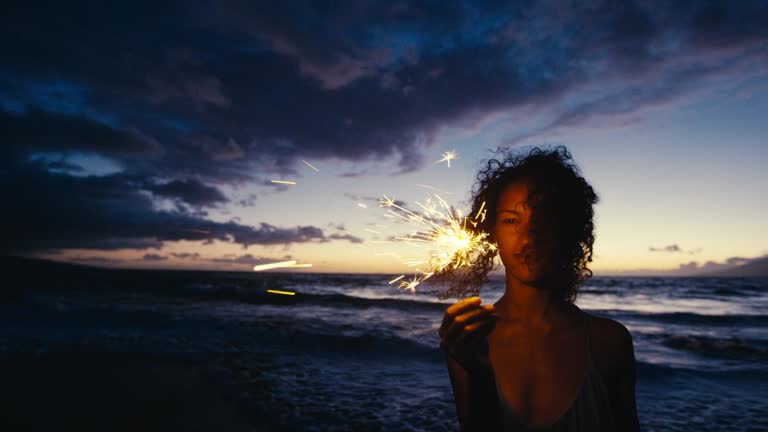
top-left (451, 317), bottom-right (495, 349)
top-left (440, 297), bottom-right (480, 332)
top-left (445, 296), bottom-right (481, 316)
top-left (441, 305), bottom-right (495, 343)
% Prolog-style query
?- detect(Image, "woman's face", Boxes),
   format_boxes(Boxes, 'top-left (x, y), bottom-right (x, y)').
top-left (493, 181), bottom-right (554, 283)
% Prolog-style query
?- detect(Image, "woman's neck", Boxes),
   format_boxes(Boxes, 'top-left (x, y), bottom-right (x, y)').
top-left (495, 275), bottom-right (570, 333)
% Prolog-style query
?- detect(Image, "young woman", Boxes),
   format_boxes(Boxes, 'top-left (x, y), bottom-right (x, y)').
top-left (438, 146), bottom-right (639, 431)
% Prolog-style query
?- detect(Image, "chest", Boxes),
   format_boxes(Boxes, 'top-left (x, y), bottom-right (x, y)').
top-left (487, 324), bottom-right (591, 427)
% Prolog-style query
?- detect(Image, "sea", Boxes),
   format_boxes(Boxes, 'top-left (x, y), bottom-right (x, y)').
top-left (1, 264), bottom-right (766, 432)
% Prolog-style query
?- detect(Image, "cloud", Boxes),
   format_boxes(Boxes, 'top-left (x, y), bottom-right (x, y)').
top-left (2, 166), bottom-right (363, 254)
top-left (142, 253), bottom-right (168, 261)
top-left (209, 254), bottom-right (293, 266)
top-left (143, 178), bottom-right (229, 208)
top-left (3, 1), bottom-right (765, 177)
top-left (650, 244), bottom-right (704, 254)
top-left (650, 244), bottom-right (682, 252)
top-left (171, 252), bottom-right (201, 260)
top-left (69, 256), bottom-right (122, 265)
top-left (2, 0), bottom-right (766, 256)
top-left (327, 233), bottom-right (364, 244)
top-left (1, 109), bottom-right (161, 159)
top-left (677, 255), bottom-right (760, 274)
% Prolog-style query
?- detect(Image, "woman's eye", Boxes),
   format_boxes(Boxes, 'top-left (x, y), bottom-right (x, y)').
top-left (503, 218), bottom-right (518, 224)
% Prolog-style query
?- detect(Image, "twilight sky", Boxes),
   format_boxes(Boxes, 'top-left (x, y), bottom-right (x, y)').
top-left (3, 0), bottom-right (767, 276)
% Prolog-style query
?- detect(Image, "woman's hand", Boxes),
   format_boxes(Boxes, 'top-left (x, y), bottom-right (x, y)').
top-left (438, 296), bottom-right (496, 372)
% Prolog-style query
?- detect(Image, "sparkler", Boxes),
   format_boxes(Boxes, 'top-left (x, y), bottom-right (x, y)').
top-left (253, 260), bottom-right (312, 271)
top-left (302, 160), bottom-right (320, 172)
top-left (436, 150), bottom-right (458, 167)
top-left (379, 194), bottom-right (496, 292)
top-left (267, 289), bottom-right (296, 296)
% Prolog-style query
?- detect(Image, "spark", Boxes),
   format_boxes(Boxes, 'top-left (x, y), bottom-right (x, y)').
top-left (271, 180), bottom-right (297, 185)
top-left (302, 160), bottom-right (320, 172)
top-left (364, 228), bottom-right (381, 234)
top-left (357, 203), bottom-right (368, 208)
top-left (435, 150), bottom-right (458, 168)
top-left (379, 194), bottom-right (496, 293)
top-left (388, 275), bottom-right (405, 285)
top-left (267, 289), bottom-right (296, 296)
top-left (253, 260), bottom-right (311, 271)
top-left (399, 275), bottom-right (422, 293)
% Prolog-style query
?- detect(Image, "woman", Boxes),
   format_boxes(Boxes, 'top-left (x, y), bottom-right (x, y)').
top-left (438, 146), bottom-right (639, 431)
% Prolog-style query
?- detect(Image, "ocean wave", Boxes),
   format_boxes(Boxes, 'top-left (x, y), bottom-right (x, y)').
top-left (657, 334), bottom-right (768, 361)
top-left (595, 310), bottom-right (768, 327)
top-left (182, 284), bottom-right (449, 313)
top-left (248, 318), bottom-right (443, 363)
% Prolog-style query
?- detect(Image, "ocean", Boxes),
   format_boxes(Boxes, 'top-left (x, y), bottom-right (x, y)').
top-left (1, 263), bottom-right (766, 431)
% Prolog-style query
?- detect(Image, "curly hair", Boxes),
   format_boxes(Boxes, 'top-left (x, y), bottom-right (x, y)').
top-left (434, 145), bottom-right (598, 301)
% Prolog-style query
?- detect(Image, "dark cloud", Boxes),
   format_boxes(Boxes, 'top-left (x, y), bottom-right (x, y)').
top-left (677, 255), bottom-right (761, 274)
top-left (142, 253), bottom-right (168, 261)
top-left (143, 178), bottom-right (229, 208)
top-left (171, 252), bottom-right (201, 260)
top-left (1, 166), bottom-right (362, 254)
top-left (69, 256), bottom-right (122, 265)
top-left (0, 109), bottom-right (161, 159)
top-left (4, 1), bottom-right (763, 179)
top-left (209, 254), bottom-right (293, 266)
top-left (3, 0), bottom-right (766, 255)
top-left (327, 233), bottom-right (364, 244)
top-left (650, 244), bottom-right (682, 252)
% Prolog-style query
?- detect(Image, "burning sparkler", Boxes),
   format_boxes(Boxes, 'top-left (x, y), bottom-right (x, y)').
top-left (379, 194), bottom-right (496, 293)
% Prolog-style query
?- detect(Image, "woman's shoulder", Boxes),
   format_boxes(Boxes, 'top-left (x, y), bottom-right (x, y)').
top-left (582, 311), bottom-right (635, 376)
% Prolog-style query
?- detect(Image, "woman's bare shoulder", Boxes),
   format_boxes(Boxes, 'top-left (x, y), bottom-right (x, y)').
top-left (583, 312), bottom-right (635, 375)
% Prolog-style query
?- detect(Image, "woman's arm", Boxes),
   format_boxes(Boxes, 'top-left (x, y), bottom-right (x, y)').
top-left (438, 297), bottom-right (499, 431)
top-left (614, 326), bottom-right (640, 431)
top-left (444, 351), bottom-right (500, 432)
top-left (601, 321), bottom-right (640, 432)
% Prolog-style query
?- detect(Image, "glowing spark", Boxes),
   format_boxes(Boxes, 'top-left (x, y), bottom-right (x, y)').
top-left (436, 150), bottom-right (458, 167)
top-left (253, 260), bottom-right (311, 271)
top-left (357, 203), bottom-right (368, 208)
top-left (302, 160), bottom-right (320, 172)
top-left (271, 180), bottom-right (297, 185)
top-left (379, 194), bottom-right (496, 293)
top-left (267, 289), bottom-right (296, 296)
top-left (379, 196), bottom-right (396, 208)
top-left (365, 228), bottom-right (381, 234)
top-left (388, 275), bottom-right (405, 284)
top-left (399, 276), bottom-right (422, 293)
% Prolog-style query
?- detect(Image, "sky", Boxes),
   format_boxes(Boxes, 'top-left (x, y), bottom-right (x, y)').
top-left (2, 0), bottom-right (767, 276)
